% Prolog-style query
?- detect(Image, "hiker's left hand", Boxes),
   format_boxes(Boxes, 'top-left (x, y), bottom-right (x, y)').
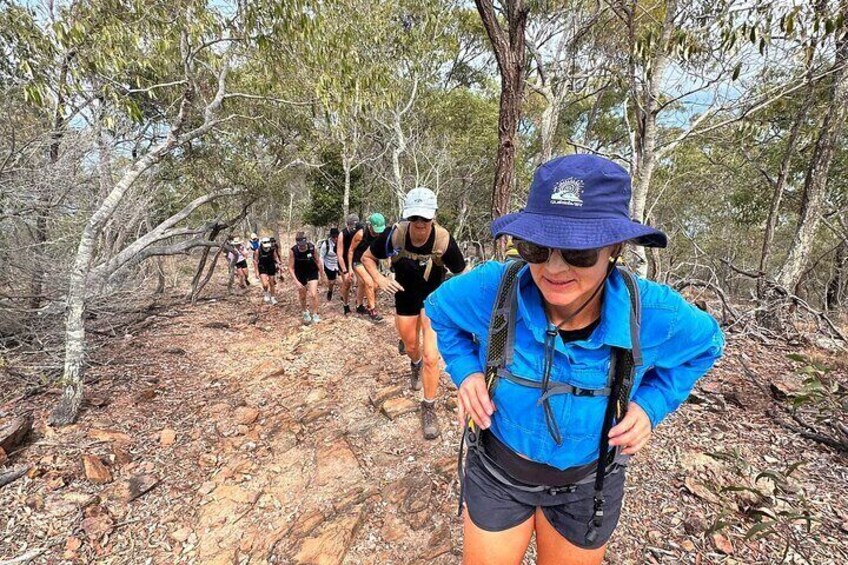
top-left (379, 276), bottom-right (404, 295)
top-left (608, 402), bottom-right (652, 455)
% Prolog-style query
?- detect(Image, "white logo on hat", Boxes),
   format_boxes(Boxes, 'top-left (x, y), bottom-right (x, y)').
top-left (550, 178), bottom-right (584, 207)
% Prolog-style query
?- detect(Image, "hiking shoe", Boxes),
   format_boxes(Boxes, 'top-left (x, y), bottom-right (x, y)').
top-left (343, 304), bottom-right (351, 316)
top-left (326, 289), bottom-right (333, 301)
top-left (302, 311), bottom-right (312, 324)
top-left (368, 309), bottom-right (384, 323)
top-left (355, 304), bottom-right (367, 316)
top-left (421, 401), bottom-right (440, 440)
top-left (398, 339), bottom-right (406, 355)
top-left (312, 313), bottom-right (321, 323)
top-left (270, 296), bottom-right (278, 305)
top-left (410, 359), bottom-right (423, 391)
top-left (263, 294), bottom-right (271, 304)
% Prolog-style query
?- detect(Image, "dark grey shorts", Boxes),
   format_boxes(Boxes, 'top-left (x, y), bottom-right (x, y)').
top-left (463, 449), bottom-right (626, 549)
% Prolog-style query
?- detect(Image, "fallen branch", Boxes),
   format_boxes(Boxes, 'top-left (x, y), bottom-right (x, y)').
top-left (673, 278), bottom-right (740, 323)
top-left (768, 408), bottom-right (848, 454)
top-left (0, 466), bottom-right (30, 489)
top-left (0, 547), bottom-right (49, 565)
top-left (740, 356), bottom-right (848, 454)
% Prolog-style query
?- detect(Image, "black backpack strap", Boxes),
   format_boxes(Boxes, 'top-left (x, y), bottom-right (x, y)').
top-left (457, 260), bottom-right (525, 516)
top-left (484, 260), bottom-right (525, 383)
top-left (585, 267), bottom-right (642, 545)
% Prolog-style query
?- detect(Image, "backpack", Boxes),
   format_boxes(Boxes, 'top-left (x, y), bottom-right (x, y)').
top-left (321, 238), bottom-right (336, 257)
top-left (387, 221), bottom-right (451, 281)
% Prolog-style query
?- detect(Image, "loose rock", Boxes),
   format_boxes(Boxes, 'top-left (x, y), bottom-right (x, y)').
top-left (82, 455), bottom-right (113, 484)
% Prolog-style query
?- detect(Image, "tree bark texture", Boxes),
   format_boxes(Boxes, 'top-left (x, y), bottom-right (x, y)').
top-left (49, 145), bottom-right (170, 426)
top-left (475, 0), bottom-right (529, 260)
top-left (757, 103), bottom-right (809, 298)
top-left (825, 240), bottom-right (847, 311)
top-left (777, 23), bottom-right (848, 292)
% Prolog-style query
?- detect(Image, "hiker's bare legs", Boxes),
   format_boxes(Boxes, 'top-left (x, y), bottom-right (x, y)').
top-left (463, 511), bottom-right (532, 565)
top-left (260, 274), bottom-right (273, 297)
top-left (396, 314), bottom-right (421, 363)
top-left (355, 279), bottom-right (365, 307)
top-left (307, 279), bottom-right (319, 313)
top-left (420, 312), bottom-right (440, 401)
top-left (298, 285), bottom-right (307, 310)
top-left (535, 508), bottom-right (607, 565)
top-left (353, 264), bottom-right (376, 310)
top-left (340, 272), bottom-right (352, 305)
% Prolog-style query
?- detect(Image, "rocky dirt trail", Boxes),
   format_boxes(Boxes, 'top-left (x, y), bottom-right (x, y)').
top-left (1, 278), bottom-right (847, 564)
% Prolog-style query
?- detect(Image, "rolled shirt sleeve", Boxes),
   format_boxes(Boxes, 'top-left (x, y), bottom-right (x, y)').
top-left (425, 261), bottom-right (504, 387)
top-left (631, 295), bottom-right (725, 428)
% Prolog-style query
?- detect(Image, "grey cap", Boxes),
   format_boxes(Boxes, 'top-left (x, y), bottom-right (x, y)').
top-left (345, 213), bottom-right (359, 225)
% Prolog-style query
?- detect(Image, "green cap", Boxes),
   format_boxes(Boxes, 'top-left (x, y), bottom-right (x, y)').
top-left (368, 212), bottom-right (386, 234)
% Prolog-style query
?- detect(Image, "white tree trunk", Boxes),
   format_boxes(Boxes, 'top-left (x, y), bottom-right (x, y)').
top-left (539, 91), bottom-right (558, 163)
top-left (628, 0), bottom-right (676, 278)
top-left (342, 156), bottom-right (351, 219)
top-left (49, 147), bottom-right (168, 425)
top-left (391, 113), bottom-right (407, 212)
top-left (49, 56), bottom-right (232, 425)
top-left (777, 31), bottom-right (848, 291)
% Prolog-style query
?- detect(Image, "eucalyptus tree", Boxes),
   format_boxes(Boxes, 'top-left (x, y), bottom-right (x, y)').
top-left (475, 0), bottom-right (529, 257)
top-left (2, 0), bottom-right (324, 424)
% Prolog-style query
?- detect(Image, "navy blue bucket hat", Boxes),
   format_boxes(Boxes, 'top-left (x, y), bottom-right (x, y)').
top-left (492, 154), bottom-right (667, 250)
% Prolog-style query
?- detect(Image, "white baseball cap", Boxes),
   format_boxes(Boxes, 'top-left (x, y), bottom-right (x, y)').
top-left (402, 187), bottom-right (437, 220)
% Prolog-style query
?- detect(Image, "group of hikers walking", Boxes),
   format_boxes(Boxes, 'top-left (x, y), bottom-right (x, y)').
top-left (227, 187), bottom-right (467, 440)
top-left (227, 155), bottom-right (725, 565)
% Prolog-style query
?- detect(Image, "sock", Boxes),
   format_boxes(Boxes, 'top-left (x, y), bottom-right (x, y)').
top-left (422, 398), bottom-right (436, 407)
top-left (411, 357), bottom-right (423, 367)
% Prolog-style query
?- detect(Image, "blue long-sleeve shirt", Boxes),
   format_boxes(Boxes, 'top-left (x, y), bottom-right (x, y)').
top-left (425, 261), bottom-right (724, 470)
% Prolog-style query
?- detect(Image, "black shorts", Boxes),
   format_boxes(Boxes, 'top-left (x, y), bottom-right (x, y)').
top-left (295, 269), bottom-right (319, 286)
top-left (324, 267), bottom-right (338, 281)
top-left (394, 287), bottom-right (428, 316)
top-left (258, 262), bottom-right (277, 276)
top-left (463, 448), bottom-right (626, 550)
top-left (235, 260), bottom-right (248, 269)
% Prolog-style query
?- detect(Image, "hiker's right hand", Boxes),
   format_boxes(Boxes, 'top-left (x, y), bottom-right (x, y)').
top-left (457, 373), bottom-right (495, 430)
top-left (379, 276), bottom-right (404, 295)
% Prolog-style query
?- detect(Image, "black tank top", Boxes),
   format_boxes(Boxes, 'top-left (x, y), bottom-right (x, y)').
top-left (352, 228), bottom-right (376, 263)
top-left (257, 246), bottom-right (276, 266)
top-left (341, 225), bottom-right (361, 260)
top-left (291, 244), bottom-right (318, 274)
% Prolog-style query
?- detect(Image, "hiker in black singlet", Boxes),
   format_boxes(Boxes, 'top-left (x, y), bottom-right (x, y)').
top-left (288, 231), bottom-right (323, 324)
top-left (254, 237), bottom-right (282, 305)
top-left (348, 213), bottom-right (386, 322)
top-left (337, 214), bottom-right (366, 316)
top-left (363, 188), bottom-right (466, 439)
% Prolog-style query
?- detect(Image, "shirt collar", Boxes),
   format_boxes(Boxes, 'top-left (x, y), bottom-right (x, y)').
top-left (514, 264), bottom-right (633, 350)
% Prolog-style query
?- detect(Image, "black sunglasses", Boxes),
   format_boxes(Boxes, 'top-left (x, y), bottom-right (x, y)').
top-left (514, 240), bottom-right (602, 268)
top-left (407, 215), bottom-right (432, 223)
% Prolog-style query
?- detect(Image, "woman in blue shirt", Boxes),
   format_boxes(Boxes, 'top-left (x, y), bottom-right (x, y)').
top-left (425, 155), bottom-right (724, 564)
